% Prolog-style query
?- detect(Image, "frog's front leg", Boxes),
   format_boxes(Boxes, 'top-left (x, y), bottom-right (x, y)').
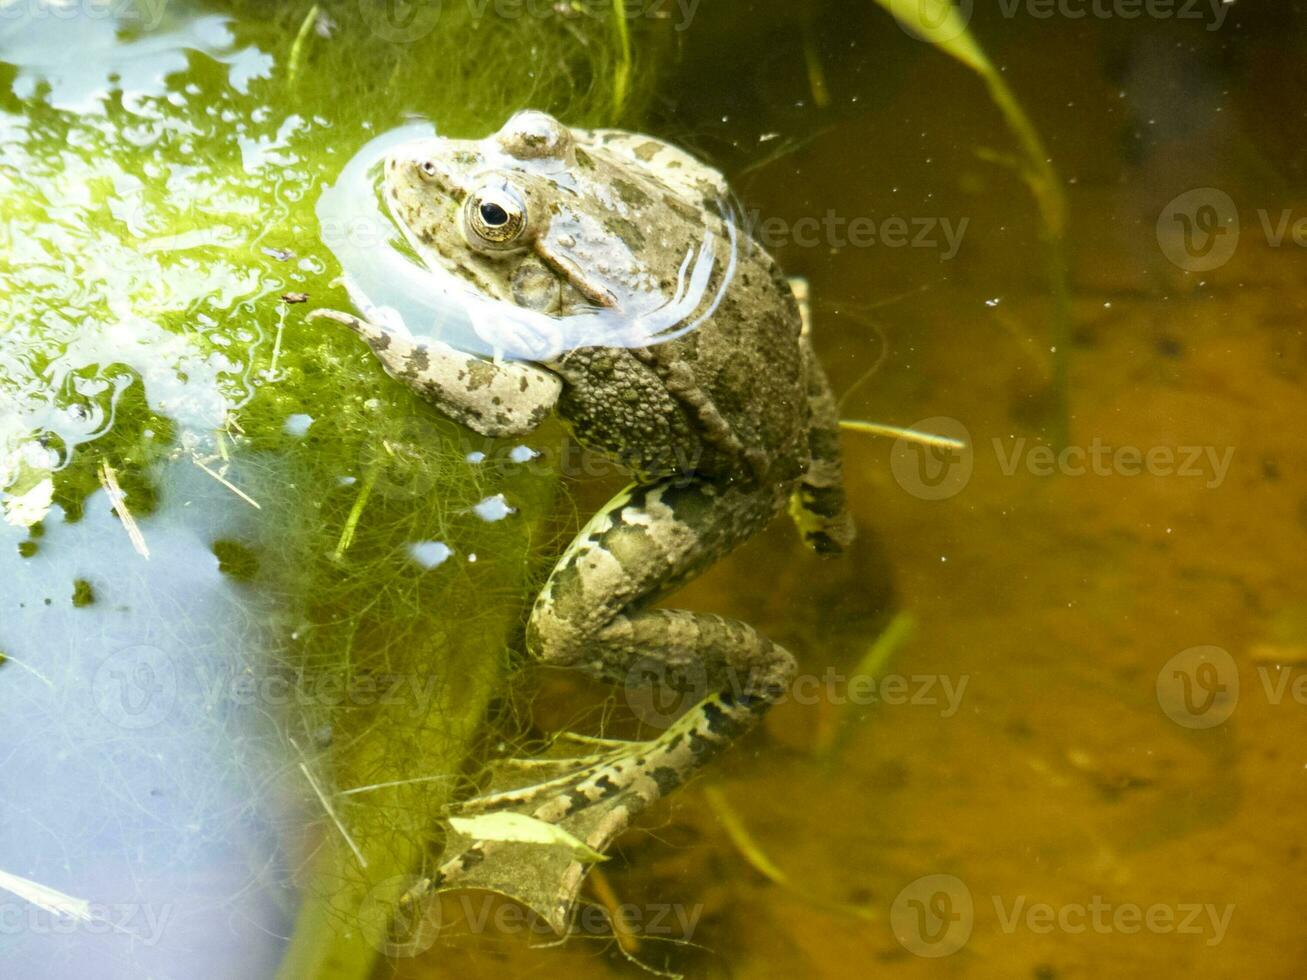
top-left (420, 475), bottom-right (796, 918)
top-left (307, 308), bottom-right (561, 438)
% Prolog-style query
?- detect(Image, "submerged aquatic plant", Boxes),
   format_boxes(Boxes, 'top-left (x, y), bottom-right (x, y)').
top-left (875, 0), bottom-right (1071, 443)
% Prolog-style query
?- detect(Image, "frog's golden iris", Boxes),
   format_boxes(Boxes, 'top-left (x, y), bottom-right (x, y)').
top-left (462, 184), bottom-right (528, 249)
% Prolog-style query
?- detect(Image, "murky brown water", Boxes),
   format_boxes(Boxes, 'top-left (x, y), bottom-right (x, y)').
top-left (417, 8), bottom-right (1307, 978)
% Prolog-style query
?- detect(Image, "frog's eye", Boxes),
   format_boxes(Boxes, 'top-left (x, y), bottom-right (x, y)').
top-left (463, 185), bottom-right (528, 250)
top-left (419, 161), bottom-right (438, 177)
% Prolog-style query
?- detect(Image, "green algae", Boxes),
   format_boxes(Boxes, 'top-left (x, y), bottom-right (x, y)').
top-left (0, 2), bottom-right (671, 977)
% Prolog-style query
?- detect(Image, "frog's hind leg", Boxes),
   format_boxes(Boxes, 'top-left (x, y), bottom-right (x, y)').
top-left (788, 277), bottom-right (856, 556)
top-left (527, 475), bottom-right (798, 804)
top-left (424, 477), bottom-right (796, 919)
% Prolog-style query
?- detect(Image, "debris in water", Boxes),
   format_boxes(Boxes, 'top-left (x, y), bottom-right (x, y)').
top-left (98, 461), bottom-right (151, 557)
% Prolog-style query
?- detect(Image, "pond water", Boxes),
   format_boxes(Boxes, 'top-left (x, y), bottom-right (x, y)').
top-left (2, 2), bottom-right (1304, 979)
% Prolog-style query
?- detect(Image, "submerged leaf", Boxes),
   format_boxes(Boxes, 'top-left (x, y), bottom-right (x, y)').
top-left (430, 752), bottom-right (644, 934)
top-left (876, 0), bottom-right (990, 72)
top-left (449, 812), bottom-right (611, 864)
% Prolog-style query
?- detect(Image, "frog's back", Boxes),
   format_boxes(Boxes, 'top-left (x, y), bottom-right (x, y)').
top-left (652, 253), bottom-right (809, 480)
top-left (551, 253), bottom-right (809, 488)
top-left (549, 126), bottom-right (814, 484)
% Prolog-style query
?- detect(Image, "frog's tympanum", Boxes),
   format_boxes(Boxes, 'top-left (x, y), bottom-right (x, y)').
top-left (309, 111), bottom-right (854, 927)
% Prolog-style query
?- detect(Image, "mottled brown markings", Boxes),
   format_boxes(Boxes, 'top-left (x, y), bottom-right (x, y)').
top-left (650, 767), bottom-right (681, 796)
top-left (611, 177), bottom-right (652, 209)
top-left (464, 359), bottom-right (498, 390)
top-left (602, 214), bottom-right (645, 251)
top-left (312, 113), bottom-right (855, 909)
top-left (661, 192), bottom-right (701, 223)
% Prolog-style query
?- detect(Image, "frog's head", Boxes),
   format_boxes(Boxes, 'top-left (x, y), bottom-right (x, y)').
top-left (383, 111), bottom-right (610, 317)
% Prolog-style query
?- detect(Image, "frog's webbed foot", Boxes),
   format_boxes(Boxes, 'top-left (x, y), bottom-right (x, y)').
top-left (413, 690), bottom-right (758, 932)
top-left (412, 776), bottom-right (632, 934)
top-left (408, 740), bottom-right (655, 933)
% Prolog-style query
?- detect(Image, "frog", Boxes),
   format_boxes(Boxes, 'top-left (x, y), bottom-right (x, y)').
top-left (308, 110), bottom-right (854, 926)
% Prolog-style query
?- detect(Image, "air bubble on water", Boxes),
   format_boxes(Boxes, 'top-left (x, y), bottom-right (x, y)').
top-left (408, 540), bottom-right (453, 569)
top-left (472, 494), bottom-right (515, 522)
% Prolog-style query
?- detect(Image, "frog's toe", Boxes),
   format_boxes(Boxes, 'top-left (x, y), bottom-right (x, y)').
top-left (454, 738), bottom-right (649, 816)
top-left (473, 731), bottom-right (633, 776)
top-left (550, 731), bottom-right (635, 751)
top-left (486, 754), bottom-right (598, 773)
